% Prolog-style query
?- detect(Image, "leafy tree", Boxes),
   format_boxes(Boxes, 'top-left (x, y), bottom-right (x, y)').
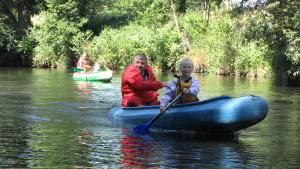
top-left (19, 0), bottom-right (92, 68)
top-left (235, 0), bottom-right (300, 78)
top-left (1, 0), bottom-right (299, 83)
top-left (0, 16), bottom-right (17, 52)
top-left (0, 0), bottom-right (46, 66)
top-left (0, 15), bottom-right (20, 66)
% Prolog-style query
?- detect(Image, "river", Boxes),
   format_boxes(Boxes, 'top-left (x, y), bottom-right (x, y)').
top-left (0, 67), bottom-right (299, 168)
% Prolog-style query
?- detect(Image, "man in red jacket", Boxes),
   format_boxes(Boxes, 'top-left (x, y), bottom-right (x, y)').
top-left (121, 53), bottom-right (168, 107)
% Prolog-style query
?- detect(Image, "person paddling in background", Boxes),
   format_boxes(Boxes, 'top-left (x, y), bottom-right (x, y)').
top-left (122, 53), bottom-right (169, 107)
top-left (160, 57), bottom-right (200, 114)
top-left (91, 60), bottom-right (107, 72)
top-left (77, 51), bottom-right (92, 71)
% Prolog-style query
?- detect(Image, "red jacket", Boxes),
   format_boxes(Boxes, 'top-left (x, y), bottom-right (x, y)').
top-left (77, 58), bottom-right (91, 70)
top-left (121, 64), bottom-right (163, 106)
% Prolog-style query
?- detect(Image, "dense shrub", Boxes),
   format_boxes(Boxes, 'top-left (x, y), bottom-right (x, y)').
top-left (180, 10), bottom-right (273, 77)
top-left (89, 23), bottom-right (182, 71)
top-left (0, 16), bottom-right (20, 66)
top-left (9, 0), bottom-right (299, 79)
top-left (19, 0), bottom-right (92, 68)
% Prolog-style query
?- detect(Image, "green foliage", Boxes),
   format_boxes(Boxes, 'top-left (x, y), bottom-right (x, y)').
top-left (89, 23), bottom-right (182, 70)
top-left (235, 41), bottom-right (273, 76)
top-left (0, 15), bottom-right (20, 66)
top-left (89, 25), bottom-right (145, 69)
top-left (180, 9), bottom-right (274, 76)
top-left (284, 2), bottom-right (300, 78)
top-left (2, 0), bottom-right (300, 81)
top-left (19, 0), bottom-right (92, 67)
top-left (180, 12), bottom-right (207, 43)
top-left (0, 16), bottom-right (17, 52)
top-left (154, 23), bottom-right (183, 70)
top-left (135, 0), bottom-right (171, 26)
top-left (233, 0), bottom-right (300, 78)
top-left (114, 0), bottom-right (171, 27)
top-left (195, 13), bottom-right (235, 73)
top-left (86, 11), bottom-right (130, 35)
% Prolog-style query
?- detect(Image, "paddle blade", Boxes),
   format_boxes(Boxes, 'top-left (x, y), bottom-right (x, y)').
top-left (131, 124), bottom-right (151, 131)
top-left (131, 94), bottom-right (182, 132)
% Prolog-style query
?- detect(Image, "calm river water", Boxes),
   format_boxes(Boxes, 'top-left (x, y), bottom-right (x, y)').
top-left (0, 67), bottom-right (299, 168)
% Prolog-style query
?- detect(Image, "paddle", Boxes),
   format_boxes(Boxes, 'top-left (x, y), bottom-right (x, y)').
top-left (71, 67), bottom-right (85, 71)
top-left (131, 92), bottom-right (183, 132)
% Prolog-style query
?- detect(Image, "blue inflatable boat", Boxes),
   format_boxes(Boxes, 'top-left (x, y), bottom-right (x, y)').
top-left (109, 95), bottom-right (268, 132)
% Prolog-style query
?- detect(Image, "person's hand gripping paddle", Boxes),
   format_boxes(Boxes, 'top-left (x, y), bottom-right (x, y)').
top-left (131, 92), bottom-right (183, 132)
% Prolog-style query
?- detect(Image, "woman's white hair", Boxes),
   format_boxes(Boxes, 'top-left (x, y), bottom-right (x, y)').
top-left (179, 57), bottom-right (194, 69)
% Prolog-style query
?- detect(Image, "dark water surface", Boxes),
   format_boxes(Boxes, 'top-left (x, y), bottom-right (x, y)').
top-left (0, 68), bottom-right (299, 168)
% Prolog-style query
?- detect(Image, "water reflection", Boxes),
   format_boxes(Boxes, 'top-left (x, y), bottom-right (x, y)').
top-left (0, 68), bottom-right (34, 168)
top-left (152, 132), bottom-right (242, 168)
top-left (0, 68), bottom-right (299, 168)
top-left (119, 129), bottom-right (158, 168)
top-left (0, 112), bottom-right (31, 168)
top-left (74, 80), bottom-right (121, 106)
top-left (76, 81), bottom-right (92, 97)
top-left (117, 129), bottom-right (266, 168)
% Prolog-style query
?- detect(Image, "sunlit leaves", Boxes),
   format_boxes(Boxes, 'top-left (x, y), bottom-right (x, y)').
top-left (234, 0), bottom-right (300, 78)
top-left (22, 0), bottom-right (92, 67)
top-left (89, 23), bottom-right (182, 70)
top-left (0, 16), bottom-right (17, 51)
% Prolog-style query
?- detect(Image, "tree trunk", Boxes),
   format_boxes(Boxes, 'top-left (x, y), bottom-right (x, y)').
top-left (77, 0), bottom-right (87, 16)
top-left (18, 0), bottom-right (30, 32)
top-left (170, 0), bottom-right (190, 54)
top-left (241, 0), bottom-right (246, 7)
top-left (203, 0), bottom-right (210, 21)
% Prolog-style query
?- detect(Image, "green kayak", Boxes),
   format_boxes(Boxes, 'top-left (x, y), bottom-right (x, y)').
top-left (73, 70), bottom-right (113, 81)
